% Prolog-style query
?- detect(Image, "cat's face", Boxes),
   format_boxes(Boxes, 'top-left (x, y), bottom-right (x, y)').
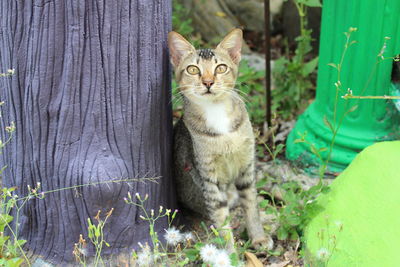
top-left (168, 29), bottom-right (242, 102)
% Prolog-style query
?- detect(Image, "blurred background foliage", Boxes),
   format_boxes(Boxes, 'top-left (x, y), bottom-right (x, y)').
top-left (172, 0), bottom-right (322, 125)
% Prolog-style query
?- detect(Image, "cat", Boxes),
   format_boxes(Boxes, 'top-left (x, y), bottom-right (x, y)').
top-left (169, 29), bottom-right (273, 250)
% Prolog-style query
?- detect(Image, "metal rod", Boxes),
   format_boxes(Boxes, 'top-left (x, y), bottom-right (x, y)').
top-left (264, 0), bottom-right (272, 128)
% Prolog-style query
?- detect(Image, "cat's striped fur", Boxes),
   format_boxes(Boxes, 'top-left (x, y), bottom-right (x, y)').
top-left (169, 29), bottom-right (273, 250)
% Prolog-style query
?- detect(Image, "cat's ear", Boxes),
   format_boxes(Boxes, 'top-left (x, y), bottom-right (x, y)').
top-left (168, 31), bottom-right (196, 67)
top-left (216, 29), bottom-right (243, 65)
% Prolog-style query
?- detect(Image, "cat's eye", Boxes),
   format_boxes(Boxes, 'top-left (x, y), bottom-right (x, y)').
top-left (215, 64), bottom-right (228, 74)
top-left (187, 65), bottom-right (200, 75)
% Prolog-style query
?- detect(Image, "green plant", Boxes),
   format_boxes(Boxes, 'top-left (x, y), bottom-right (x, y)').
top-left (172, 0), bottom-right (194, 38)
top-left (0, 120), bottom-right (32, 267)
top-left (124, 193), bottom-right (245, 267)
top-left (236, 61), bottom-right (267, 126)
top-left (257, 28), bottom-right (357, 247)
top-left (86, 209), bottom-right (114, 267)
top-left (293, 27), bottom-right (390, 179)
top-left (256, 118), bottom-right (286, 163)
top-left (302, 218), bottom-right (344, 267)
top-left (257, 177), bottom-right (328, 244)
top-left (0, 188), bottom-right (26, 267)
top-left (172, 0), bottom-right (202, 48)
top-left (272, 0), bottom-right (321, 120)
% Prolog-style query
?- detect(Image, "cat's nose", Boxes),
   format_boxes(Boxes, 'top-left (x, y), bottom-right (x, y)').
top-left (202, 80), bottom-right (214, 90)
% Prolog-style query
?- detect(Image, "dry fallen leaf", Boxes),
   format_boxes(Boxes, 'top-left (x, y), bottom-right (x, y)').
top-left (245, 252), bottom-right (263, 267)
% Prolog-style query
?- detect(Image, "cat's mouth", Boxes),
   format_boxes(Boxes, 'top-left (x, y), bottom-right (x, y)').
top-left (201, 88), bottom-right (215, 95)
top-left (202, 91), bottom-right (214, 95)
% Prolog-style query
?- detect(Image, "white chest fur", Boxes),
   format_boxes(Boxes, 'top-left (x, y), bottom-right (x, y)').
top-left (202, 102), bottom-right (231, 134)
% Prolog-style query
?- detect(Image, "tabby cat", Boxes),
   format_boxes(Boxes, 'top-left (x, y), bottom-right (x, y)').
top-left (169, 29), bottom-right (273, 250)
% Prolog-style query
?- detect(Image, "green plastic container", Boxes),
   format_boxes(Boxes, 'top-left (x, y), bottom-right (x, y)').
top-left (304, 141), bottom-right (400, 266)
top-left (286, 0), bottom-right (400, 173)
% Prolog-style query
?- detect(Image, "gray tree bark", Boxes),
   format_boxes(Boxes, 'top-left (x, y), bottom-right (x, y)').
top-left (0, 0), bottom-right (174, 264)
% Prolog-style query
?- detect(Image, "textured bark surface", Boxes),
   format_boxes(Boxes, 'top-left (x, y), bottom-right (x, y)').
top-left (0, 0), bottom-right (174, 264)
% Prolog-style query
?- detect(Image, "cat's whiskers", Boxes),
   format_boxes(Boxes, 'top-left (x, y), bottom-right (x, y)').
top-left (215, 82), bottom-right (249, 97)
top-left (217, 87), bottom-right (250, 103)
top-left (224, 82), bottom-right (253, 95)
top-left (171, 88), bottom-right (199, 105)
top-left (217, 88), bottom-right (249, 104)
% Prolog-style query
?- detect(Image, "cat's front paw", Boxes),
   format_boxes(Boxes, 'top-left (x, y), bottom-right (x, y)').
top-left (251, 235), bottom-right (274, 251)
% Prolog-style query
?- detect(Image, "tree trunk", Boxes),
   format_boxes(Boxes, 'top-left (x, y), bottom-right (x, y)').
top-left (0, 0), bottom-right (174, 264)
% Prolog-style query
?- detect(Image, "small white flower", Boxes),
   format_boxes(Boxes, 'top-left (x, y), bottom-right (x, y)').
top-left (164, 227), bottom-right (182, 246)
top-left (316, 247), bottom-right (330, 260)
top-left (183, 232), bottom-right (194, 241)
top-left (136, 245), bottom-right (153, 266)
top-left (213, 250), bottom-right (232, 267)
top-left (200, 244), bottom-right (218, 263)
top-left (136, 249), bottom-right (152, 266)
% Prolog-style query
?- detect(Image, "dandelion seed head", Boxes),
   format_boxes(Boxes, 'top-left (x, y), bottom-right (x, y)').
top-left (183, 232), bottom-right (194, 241)
top-left (316, 247), bottom-right (330, 260)
top-left (334, 220), bottom-right (343, 227)
top-left (213, 250), bottom-right (232, 267)
top-left (136, 249), bottom-right (152, 266)
top-left (163, 227), bottom-right (182, 246)
top-left (199, 244), bottom-right (218, 263)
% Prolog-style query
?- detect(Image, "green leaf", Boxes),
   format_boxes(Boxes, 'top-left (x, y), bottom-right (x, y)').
top-left (293, 138), bottom-right (305, 144)
top-left (268, 250), bottom-right (282, 256)
top-left (229, 252), bottom-right (239, 266)
top-left (327, 63), bottom-right (338, 69)
top-left (212, 236), bottom-right (226, 246)
top-left (277, 227), bottom-right (289, 240)
top-left (259, 199), bottom-right (269, 209)
top-left (347, 105), bottom-right (358, 113)
top-left (310, 145), bottom-right (319, 157)
top-left (265, 207), bottom-right (276, 215)
top-left (302, 57), bottom-right (319, 76)
top-left (290, 229), bottom-right (300, 241)
top-left (286, 215), bottom-right (302, 226)
top-left (323, 115), bottom-right (334, 133)
top-left (256, 178), bottom-right (267, 188)
top-left (273, 144), bottom-right (285, 158)
top-left (0, 214), bottom-right (14, 225)
top-left (16, 239), bottom-right (27, 246)
top-left (184, 248), bottom-right (199, 261)
top-left (194, 242), bottom-right (204, 250)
